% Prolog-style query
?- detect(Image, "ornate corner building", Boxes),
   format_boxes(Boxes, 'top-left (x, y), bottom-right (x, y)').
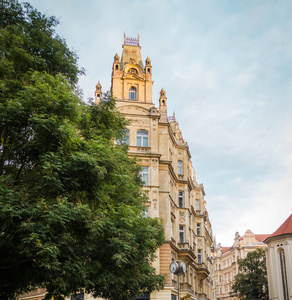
top-left (94, 34), bottom-right (215, 300)
top-left (19, 35), bottom-right (215, 300)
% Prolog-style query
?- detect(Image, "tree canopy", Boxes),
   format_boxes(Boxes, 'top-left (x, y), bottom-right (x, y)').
top-left (231, 248), bottom-right (268, 300)
top-left (0, 1), bottom-right (165, 299)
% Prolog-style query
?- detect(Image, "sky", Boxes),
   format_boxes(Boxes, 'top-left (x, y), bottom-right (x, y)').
top-left (28, 0), bottom-right (292, 246)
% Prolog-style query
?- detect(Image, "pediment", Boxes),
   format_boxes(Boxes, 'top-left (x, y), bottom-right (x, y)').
top-left (118, 105), bottom-right (150, 115)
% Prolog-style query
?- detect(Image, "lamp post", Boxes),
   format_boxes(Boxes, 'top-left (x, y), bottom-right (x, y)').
top-left (169, 260), bottom-right (186, 300)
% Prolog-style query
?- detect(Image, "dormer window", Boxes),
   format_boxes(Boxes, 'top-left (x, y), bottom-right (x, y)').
top-left (129, 87), bottom-right (137, 100)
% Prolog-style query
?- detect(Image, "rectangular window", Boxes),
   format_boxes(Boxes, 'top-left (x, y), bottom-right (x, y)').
top-left (197, 223), bottom-right (201, 236)
top-left (198, 249), bottom-right (202, 263)
top-left (135, 292), bottom-right (150, 300)
top-left (179, 225), bottom-right (185, 243)
top-left (195, 199), bottom-right (200, 210)
top-left (178, 160), bottom-right (183, 175)
top-left (140, 166), bottom-right (149, 186)
top-left (71, 293), bottom-right (84, 300)
top-left (178, 191), bottom-right (184, 208)
top-left (171, 295), bottom-right (177, 300)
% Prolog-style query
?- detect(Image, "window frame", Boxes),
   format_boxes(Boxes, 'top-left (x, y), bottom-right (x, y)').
top-left (195, 199), bottom-right (200, 211)
top-left (129, 86), bottom-right (137, 100)
top-left (136, 130), bottom-right (149, 147)
top-left (178, 191), bottom-right (184, 208)
top-left (140, 166), bottom-right (149, 186)
top-left (198, 249), bottom-right (202, 263)
top-left (117, 129), bottom-right (129, 145)
top-left (197, 223), bottom-right (201, 236)
top-left (178, 160), bottom-right (183, 175)
top-left (179, 225), bottom-right (185, 243)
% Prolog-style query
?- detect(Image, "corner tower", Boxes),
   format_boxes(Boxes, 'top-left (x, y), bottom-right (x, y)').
top-left (111, 34), bottom-right (153, 103)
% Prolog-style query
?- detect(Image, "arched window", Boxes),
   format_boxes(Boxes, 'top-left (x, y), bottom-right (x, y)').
top-left (279, 248), bottom-right (289, 300)
top-left (128, 68), bottom-right (138, 74)
top-left (129, 87), bottom-right (137, 100)
top-left (136, 130), bottom-right (148, 147)
top-left (117, 129), bottom-right (129, 145)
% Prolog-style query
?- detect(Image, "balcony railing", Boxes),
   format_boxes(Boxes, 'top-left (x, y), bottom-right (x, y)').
top-left (129, 146), bottom-right (151, 153)
top-left (177, 242), bottom-right (190, 250)
top-left (180, 282), bottom-right (193, 293)
top-left (198, 293), bottom-right (207, 299)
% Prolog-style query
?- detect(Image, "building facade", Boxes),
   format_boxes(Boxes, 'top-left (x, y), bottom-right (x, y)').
top-left (214, 230), bottom-right (270, 300)
top-left (99, 34), bottom-right (215, 300)
top-left (20, 35), bottom-right (215, 300)
top-left (264, 214), bottom-right (292, 300)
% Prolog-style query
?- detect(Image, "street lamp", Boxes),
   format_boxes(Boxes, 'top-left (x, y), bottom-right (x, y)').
top-left (169, 260), bottom-right (186, 300)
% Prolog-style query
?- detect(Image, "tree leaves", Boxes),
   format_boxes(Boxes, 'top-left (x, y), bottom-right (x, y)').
top-left (231, 248), bottom-right (268, 300)
top-left (0, 1), bottom-right (165, 299)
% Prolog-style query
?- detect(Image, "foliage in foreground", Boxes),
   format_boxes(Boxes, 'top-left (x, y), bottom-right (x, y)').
top-left (0, 1), bottom-right (165, 299)
top-left (231, 248), bottom-right (268, 300)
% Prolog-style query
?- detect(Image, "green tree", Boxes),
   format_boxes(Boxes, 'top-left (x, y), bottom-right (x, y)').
top-left (0, 1), bottom-right (165, 299)
top-left (231, 248), bottom-right (268, 300)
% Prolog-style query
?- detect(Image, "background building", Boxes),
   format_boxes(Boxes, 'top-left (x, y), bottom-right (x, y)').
top-left (214, 230), bottom-right (269, 300)
top-left (264, 214), bottom-right (292, 300)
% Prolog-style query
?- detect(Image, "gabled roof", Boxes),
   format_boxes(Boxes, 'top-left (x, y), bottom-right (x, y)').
top-left (265, 214), bottom-right (292, 242)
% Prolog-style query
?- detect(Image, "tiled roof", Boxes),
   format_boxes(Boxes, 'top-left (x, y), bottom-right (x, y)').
top-left (255, 234), bottom-right (270, 242)
top-left (265, 214), bottom-right (292, 242)
top-left (222, 246), bottom-right (232, 253)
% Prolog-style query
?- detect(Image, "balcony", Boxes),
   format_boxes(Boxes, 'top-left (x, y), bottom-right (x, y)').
top-left (198, 293), bottom-right (207, 299)
top-left (172, 279), bottom-right (178, 289)
top-left (197, 262), bottom-right (210, 276)
top-left (177, 242), bottom-right (196, 260)
top-left (129, 146), bottom-right (151, 154)
top-left (178, 242), bottom-right (191, 250)
top-left (180, 282), bottom-right (193, 294)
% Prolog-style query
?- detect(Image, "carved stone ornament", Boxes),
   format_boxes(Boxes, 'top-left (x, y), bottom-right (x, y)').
top-left (130, 118), bottom-right (151, 125)
top-left (129, 57), bottom-right (136, 64)
top-left (153, 198), bottom-right (158, 209)
top-left (179, 211), bottom-right (185, 223)
top-left (152, 159), bottom-right (158, 170)
top-left (149, 106), bottom-right (159, 115)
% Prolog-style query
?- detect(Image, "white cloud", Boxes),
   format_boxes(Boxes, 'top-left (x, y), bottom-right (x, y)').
top-left (28, 0), bottom-right (292, 246)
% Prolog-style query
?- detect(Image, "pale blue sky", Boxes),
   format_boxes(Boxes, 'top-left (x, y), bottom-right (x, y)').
top-left (28, 0), bottom-right (292, 246)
